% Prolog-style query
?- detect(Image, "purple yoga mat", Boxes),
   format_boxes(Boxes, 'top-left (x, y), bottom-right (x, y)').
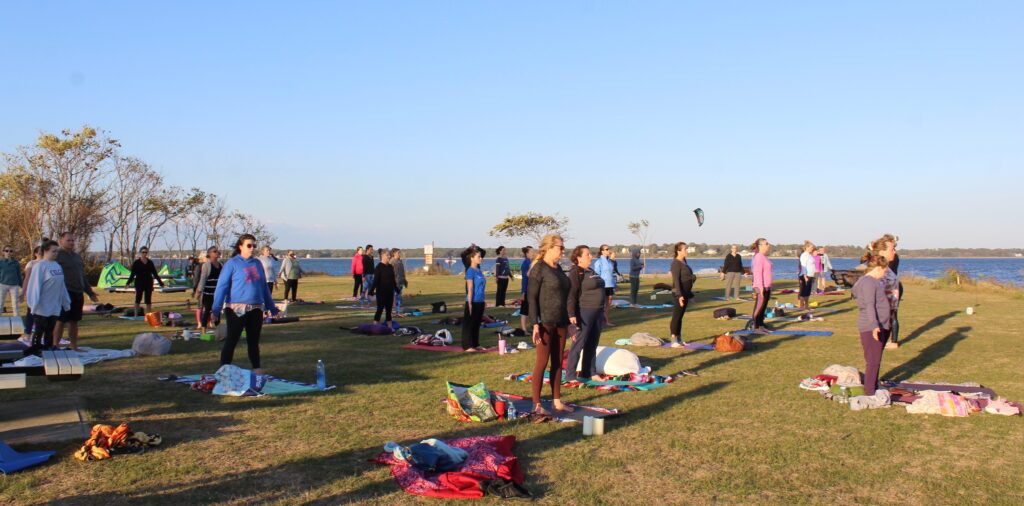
top-left (0, 342), bottom-right (28, 351)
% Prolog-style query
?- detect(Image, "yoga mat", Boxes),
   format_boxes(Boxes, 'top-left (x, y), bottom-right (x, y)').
top-left (402, 344), bottom-right (500, 353)
top-left (176, 374), bottom-right (334, 395)
top-left (887, 382), bottom-right (996, 397)
top-left (711, 297), bottom-right (753, 301)
top-left (0, 441), bottom-right (56, 475)
top-left (621, 304), bottom-right (672, 309)
top-left (118, 316), bottom-right (145, 321)
top-left (659, 342), bottom-right (715, 350)
top-left (497, 392), bottom-right (618, 422)
top-left (266, 316), bottom-right (299, 324)
top-left (336, 305), bottom-right (375, 310)
top-left (731, 330), bottom-right (833, 336)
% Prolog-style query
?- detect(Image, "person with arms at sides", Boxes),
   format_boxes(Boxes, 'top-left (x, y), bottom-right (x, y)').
top-left (628, 248), bottom-right (643, 306)
top-left (371, 249), bottom-right (397, 328)
top-left (668, 242), bottom-right (696, 348)
top-left (750, 238), bottom-right (774, 335)
top-left (351, 246), bottom-right (365, 301)
top-left (185, 255), bottom-right (199, 283)
top-left (18, 246), bottom-right (44, 339)
top-left (212, 235), bottom-right (278, 374)
top-left (23, 240), bottom-right (70, 356)
top-left (493, 246), bottom-right (511, 307)
top-left (361, 245), bottom-right (376, 303)
top-left (518, 246), bottom-right (534, 333)
top-left (461, 245), bottom-right (487, 351)
top-left (872, 234), bottom-right (901, 349)
top-left (720, 245), bottom-right (744, 301)
top-left (852, 254), bottom-right (891, 395)
top-left (258, 246), bottom-right (278, 295)
top-left (818, 247), bottom-right (833, 292)
top-left (566, 245), bottom-right (605, 382)
top-left (278, 250), bottom-right (303, 302)
top-left (527, 234), bottom-right (572, 415)
top-left (0, 245), bottom-right (23, 316)
top-left (126, 246), bottom-right (164, 317)
top-left (193, 247), bottom-right (222, 333)
top-left (53, 232), bottom-right (100, 352)
top-left (592, 244), bottom-right (617, 327)
top-left (798, 241), bottom-right (817, 309)
top-left (391, 248), bottom-right (408, 314)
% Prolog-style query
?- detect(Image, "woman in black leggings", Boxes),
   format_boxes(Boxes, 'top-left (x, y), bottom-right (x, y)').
top-left (527, 234), bottom-right (572, 415)
top-left (371, 249), bottom-right (396, 327)
top-left (192, 246), bottom-right (222, 332)
top-left (126, 246), bottom-right (164, 316)
top-left (668, 242), bottom-right (695, 347)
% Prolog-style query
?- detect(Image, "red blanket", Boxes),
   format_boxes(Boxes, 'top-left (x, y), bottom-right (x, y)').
top-left (371, 435), bottom-right (523, 499)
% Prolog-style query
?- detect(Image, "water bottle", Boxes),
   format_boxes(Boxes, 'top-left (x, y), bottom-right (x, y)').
top-left (507, 401), bottom-right (517, 420)
top-left (498, 339), bottom-right (507, 355)
top-left (316, 360), bottom-right (326, 389)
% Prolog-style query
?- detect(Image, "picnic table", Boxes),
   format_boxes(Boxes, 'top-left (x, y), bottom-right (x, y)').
top-left (0, 350), bottom-right (84, 389)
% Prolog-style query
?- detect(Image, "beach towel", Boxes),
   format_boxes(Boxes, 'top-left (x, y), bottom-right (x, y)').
top-left (0, 441), bottom-right (56, 475)
top-left (118, 315), bottom-right (146, 321)
top-left (731, 330), bottom-right (833, 336)
top-left (371, 435), bottom-right (523, 499)
top-left (505, 371), bottom-right (670, 392)
top-left (161, 372), bottom-right (335, 396)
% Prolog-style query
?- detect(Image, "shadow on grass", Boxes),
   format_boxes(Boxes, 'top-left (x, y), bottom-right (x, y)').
top-left (883, 326), bottom-right (970, 383)
top-left (899, 310), bottom-right (959, 346)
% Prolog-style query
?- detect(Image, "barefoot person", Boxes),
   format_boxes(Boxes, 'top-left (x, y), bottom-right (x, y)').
top-left (23, 240), bottom-right (70, 356)
top-left (872, 234), bottom-right (901, 349)
top-left (527, 234), bottom-right (572, 414)
top-left (750, 238), bottom-right (774, 334)
top-left (126, 246), bottom-right (164, 317)
top-left (518, 246), bottom-right (534, 332)
top-left (461, 245), bottom-right (487, 351)
top-left (668, 242), bottom-right (696, 348)
top-left (798, 241), bottom-right (817, 309)
top-left (853, 254), bottom-right (891, 395)
top-left (193, 246), bottom-right (222, 332)
top-left (53, 232), bottom-right (99, 351)
top-left (593, 244), bottom-right (617, 327)
top-left (566, 245), bottom-right (604, 382)
top-left (720, 245), bottom-right (744, 301)
top-left (212, 234), bottom-right (279, 374)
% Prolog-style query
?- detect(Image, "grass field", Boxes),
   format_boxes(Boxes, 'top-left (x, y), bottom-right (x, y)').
top-left (1, 273), bottom-right (1022, 504)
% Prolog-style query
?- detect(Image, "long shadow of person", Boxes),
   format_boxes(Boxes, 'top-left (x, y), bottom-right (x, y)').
top-left (883, 326), bottom-right (970, 383)
top-left (898, 310), bottom-right (959, 346)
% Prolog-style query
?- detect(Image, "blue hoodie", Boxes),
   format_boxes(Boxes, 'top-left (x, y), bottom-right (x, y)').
top-left (592, 255), bottom-right (617, 289)
top-left (212, 255), bottom-right (279, 318)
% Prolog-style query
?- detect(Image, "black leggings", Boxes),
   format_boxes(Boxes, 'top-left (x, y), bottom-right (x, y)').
top-left (31, 314), bottom-right (58, 350)
top-left (799, 276), bottom-right (813, 298)
top-left (352, 275), bottom-right (362, 297)
top-left (669, 296), bottom-right (688, 339)
top-left (134, 288), bottom-right (153, 305)
top-left (461, 301), bottom-right (485, 349)
top-left (752, 288), bottom-right (772, 328)
top-left (495, 278), bottom-right (509, 306)
top-left (200, 294), bottom-right (218, 327)
top-left (221, 308), bottom-right (264, 369)
top-left (283, 279), bottom-right (298, 300)
top-left (374, 290), bottom-right (395, 323)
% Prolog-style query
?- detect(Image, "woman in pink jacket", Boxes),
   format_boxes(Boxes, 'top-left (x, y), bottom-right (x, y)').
top-left (351, 247), bottom-right (364, 299)
top-left (750, 238), bottom-right (774, 335)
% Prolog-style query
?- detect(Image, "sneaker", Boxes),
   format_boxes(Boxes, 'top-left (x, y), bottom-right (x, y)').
top-left (669, 342), bottom-right (683, 348)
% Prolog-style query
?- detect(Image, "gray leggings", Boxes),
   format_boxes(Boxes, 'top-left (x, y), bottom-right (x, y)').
top-left (723, 272), bottom-right (742, 299)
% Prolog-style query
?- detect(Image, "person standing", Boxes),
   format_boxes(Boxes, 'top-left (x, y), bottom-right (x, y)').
top-left (361, 245), bottom-right (376, 302)
top-left (53, 232), bottom-right (100, 352)
top-left (278, 250), bottom-right (303, 302)
top-left (391, 248), bottom-right (408, 314)
top-left (566, 245), bottom-right (605, 382)
top-left (592, 244), bottom-right (617, 327)
top-left (818, 247), bottom-right (833, 292)
top-left (527, 234), bottom-right (572, 415)
top-left (720, 245), bottom-right (744, 301)
top-left (461, 246), bottom-right (487, 351)
top-left (750, 238), bottom-right (774, 334)
top-left (258, 246), bottom-right (278, 295)
top-left (23, 240), bottom-right (70, 355)
top-left (494, 246), bottom-right (511, 307)
top-left (192, 246), bottom-right (222, 332)
top-left (852, 255), bottom-right (891, 395)
top-left (668, 242), bottom-right (696, 348)
top-left (873, 235), bottom-right (901, 349)
top-left (185, 255), bottom-right (199, 282)
top-left (628, 248), bottom-right (643, 305)
top-left (126, 247), bottom-right (164, 317)
top-left (798, 241), bottom-right (817, 309)
top-left (371, 249), bottom-right (396, 327)
top-left (0, 245), bottom-right (23, 316)
top-left (351, 247), bottom-right (365, 300)
top-left (19, 246), bottom-right (44, 338)
top-left (212, 235), bottom-right (279, 374)
top-left (519, 246), bottom-right (534, 332)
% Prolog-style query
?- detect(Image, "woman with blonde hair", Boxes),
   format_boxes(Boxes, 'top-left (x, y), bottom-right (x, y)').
top-left (750, 238), bottom-right (774, 334)
top-left (798, 240), bottom-right (817, 309)
top-left (526, 234), bottom-right (572, 415)
top-left (871, 234), bottom-right (901, 349)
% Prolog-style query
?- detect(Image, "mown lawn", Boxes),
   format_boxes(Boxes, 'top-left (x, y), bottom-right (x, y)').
top-left (1, 273), bottom-right (1022, 504)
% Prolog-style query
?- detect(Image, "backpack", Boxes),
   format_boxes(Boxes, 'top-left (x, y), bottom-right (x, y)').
top-left (431, 301), bottom-right (447, 313)
top-left (630, 332), bottom-right (665, 347)
top-left (714, 333), bottom-right (745, 353)
top-left (713, 307), bottom-right (737, 319)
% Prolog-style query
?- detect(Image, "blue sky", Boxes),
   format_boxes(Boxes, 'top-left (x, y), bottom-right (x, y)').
top-left (2, 1), bottom-right (1021, 250)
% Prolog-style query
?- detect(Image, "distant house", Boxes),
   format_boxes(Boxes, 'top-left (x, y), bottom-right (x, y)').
top-left (704, 249), bottom-right (718, 255)
top-left (620, 247), bottom-right (630, 254)
top-left (739, 250), bottom-right (752, 256)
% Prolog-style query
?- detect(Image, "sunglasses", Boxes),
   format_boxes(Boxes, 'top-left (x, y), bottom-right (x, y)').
top-left (243, 244), bottom-right (256, 249)
top-left (140, 250), bottom-right (149, 254)
top-left (2, 249), bottom-right (11, 253)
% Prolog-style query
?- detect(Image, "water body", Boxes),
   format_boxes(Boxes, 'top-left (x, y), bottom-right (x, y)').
top-left (255, 257), bottom-right (1023, 285)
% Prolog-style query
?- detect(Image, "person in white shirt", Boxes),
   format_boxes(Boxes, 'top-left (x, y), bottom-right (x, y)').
top-left (798, 241), bottom-right (817, 309)
top-left (24, 240), bottom-right (71, 354)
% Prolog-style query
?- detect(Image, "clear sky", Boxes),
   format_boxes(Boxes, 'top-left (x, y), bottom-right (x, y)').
top-left (2, 1), bottom-right (1021, 250)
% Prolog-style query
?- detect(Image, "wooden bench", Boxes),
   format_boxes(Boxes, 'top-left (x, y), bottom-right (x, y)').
top-left (0, 350), bottom-right (83, 382)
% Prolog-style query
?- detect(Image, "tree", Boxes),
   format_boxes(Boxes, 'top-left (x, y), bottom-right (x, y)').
top-left (201, 194), bottom-right (232, 252)
top-left (489, 213), bottom-right (569, 246)
top-left (0, 166), bottom-right (50, 254)
top-left (627, 219), bottom-right (650, 272)
top-left (232, 212), bottom-right (277, 248)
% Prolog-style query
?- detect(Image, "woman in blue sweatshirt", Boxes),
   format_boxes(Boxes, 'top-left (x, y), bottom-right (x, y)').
top-left (212, 234), bottom-right (279, 373)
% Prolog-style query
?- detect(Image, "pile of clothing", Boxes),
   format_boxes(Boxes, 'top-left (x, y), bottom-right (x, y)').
top-left (73, 423), bottom-right (162, 461)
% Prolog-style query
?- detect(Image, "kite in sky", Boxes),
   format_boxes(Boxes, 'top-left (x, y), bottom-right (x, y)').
top-left (693, 208), bottom-right (704, 227)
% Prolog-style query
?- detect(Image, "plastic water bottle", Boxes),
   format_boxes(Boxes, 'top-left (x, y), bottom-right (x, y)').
top-left (316, 360), bottom-right (326, 389)
top-left (507, 401), bottom-right (517, 420)
top-left (498, 339), bottom-right (507, 355)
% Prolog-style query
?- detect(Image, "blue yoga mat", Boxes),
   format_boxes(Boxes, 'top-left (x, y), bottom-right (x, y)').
top-left (0, 442), bottom-right (55, 475)
top-left (731, 330), bottom-right (834, 336)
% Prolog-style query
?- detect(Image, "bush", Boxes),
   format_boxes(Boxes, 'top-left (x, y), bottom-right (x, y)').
top-left (410, 262), bottom-right (454, 277)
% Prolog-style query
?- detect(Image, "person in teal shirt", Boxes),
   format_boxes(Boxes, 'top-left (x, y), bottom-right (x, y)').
top-left (461, 245), bottom-right (487, 351)
top-left (1, 245), bottom-right (24, 317)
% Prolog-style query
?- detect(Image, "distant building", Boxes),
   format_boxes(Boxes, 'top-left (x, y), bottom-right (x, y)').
top-left (620, 247), bottom-right (630, 254)
top-left (739, 250), bottom-right (752, 256)
top-left (704, 249), bottom-right (718, 255)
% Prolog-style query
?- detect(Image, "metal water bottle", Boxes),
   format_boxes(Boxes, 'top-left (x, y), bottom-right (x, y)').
top-left (316, 360), bottom-right (326, 389)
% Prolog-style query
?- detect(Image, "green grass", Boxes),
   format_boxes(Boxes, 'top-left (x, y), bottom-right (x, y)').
top-left (2, 274), bottom-right (1023, 504)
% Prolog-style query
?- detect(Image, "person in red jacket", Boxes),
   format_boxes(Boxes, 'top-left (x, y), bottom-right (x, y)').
top-left (351, 247), bottom-right (364, 300)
